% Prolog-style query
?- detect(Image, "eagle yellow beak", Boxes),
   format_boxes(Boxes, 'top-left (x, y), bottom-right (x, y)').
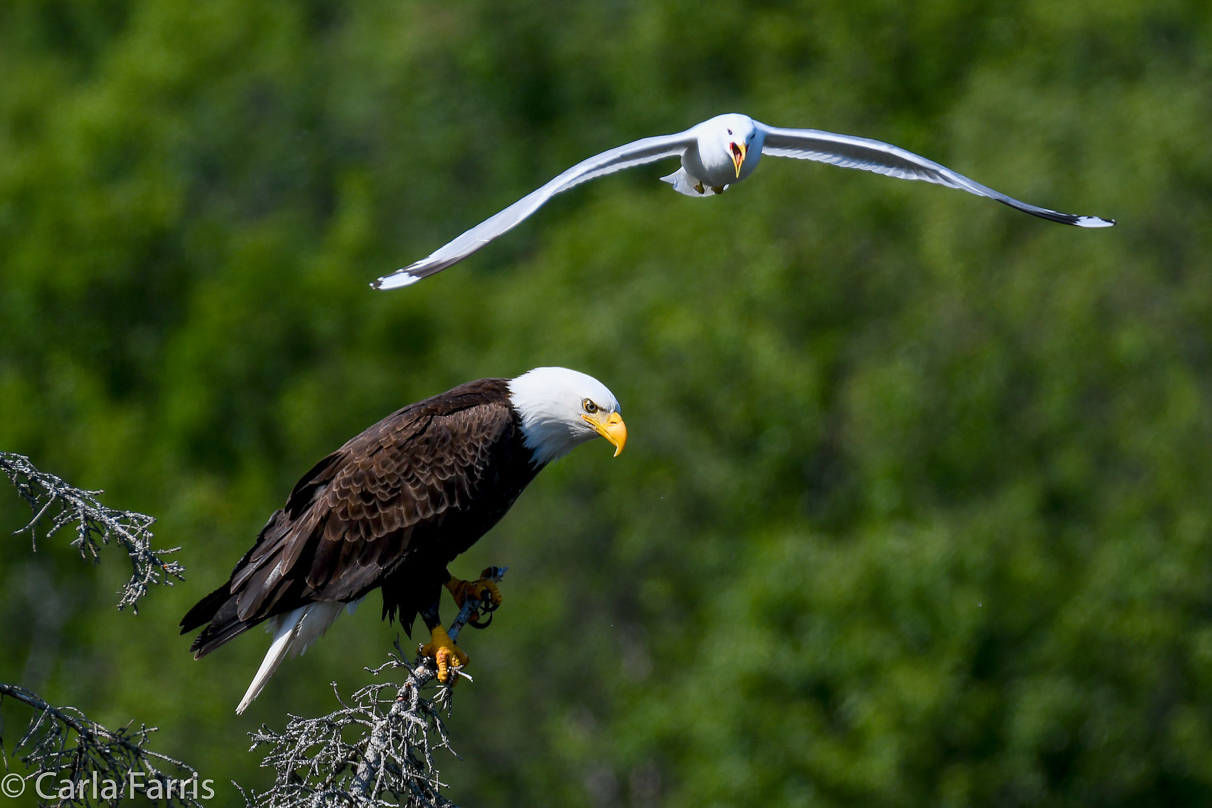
top-left (583, 412), bottom-right (627, 457)
top-left (730, 142), bottom-right (747, 178)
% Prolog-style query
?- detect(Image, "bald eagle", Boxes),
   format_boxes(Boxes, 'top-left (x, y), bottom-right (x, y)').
top-left (180, 367), bottom-right (626, 713)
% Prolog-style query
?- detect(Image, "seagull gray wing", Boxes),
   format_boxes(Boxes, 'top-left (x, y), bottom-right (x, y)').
top-left (757, 123), bottom-right (1115, 229)
top-left (375, 130), bottom-right (697, 289)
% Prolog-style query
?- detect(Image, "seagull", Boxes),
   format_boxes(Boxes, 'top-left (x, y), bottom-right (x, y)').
top-left (374, 113), bottom-right (1115, 290)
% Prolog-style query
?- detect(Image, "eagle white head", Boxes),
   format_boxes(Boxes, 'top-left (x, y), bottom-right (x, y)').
top-left (509, 367), bottom-right (626, 466)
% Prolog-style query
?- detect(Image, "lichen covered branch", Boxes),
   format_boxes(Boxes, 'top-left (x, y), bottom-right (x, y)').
top-left (0, 683), bottom-right (205, 807)
top-left (1, 452), bottom-right (185, 612)
top-left (246, 568), bottom-right (507, 808)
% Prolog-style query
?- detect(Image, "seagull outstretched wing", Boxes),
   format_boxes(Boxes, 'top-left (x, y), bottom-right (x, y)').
top-left (375, 131), bottom-right (695, 289)
top-left (757, 123), bottom-right (1115, 229)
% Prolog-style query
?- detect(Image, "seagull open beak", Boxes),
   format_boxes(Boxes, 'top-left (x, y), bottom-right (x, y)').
top-left (583, 412), bottom-right (627, 457)
top-left (729, 142), bottom-right (747, 178)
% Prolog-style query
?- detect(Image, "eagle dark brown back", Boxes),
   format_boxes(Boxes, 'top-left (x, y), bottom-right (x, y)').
top-left (181, 378), bottom-right (539, 657)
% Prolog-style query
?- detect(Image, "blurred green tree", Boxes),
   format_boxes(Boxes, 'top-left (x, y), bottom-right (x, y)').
top-left (3, 1), bottom-right (1212, 806)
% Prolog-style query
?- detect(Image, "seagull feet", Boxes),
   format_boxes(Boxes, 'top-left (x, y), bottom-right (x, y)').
top-left (446, 568), bottom-right (503, 628)
top-left (691, 181), bottom-right (726, 196)
top-left (421, 625), bottom-right (468, 684)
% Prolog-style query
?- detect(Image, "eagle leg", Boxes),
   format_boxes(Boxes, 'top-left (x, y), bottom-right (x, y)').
top-left (418, 599), bottom-right (467, 684)
top-left (445, 567), bottom-right (503, 627)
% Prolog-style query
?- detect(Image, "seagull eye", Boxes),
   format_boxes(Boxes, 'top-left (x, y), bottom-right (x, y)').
top-left (582, 399), bottom-right (599, 414)
top-left (727, 128), bottom-right (733, 135)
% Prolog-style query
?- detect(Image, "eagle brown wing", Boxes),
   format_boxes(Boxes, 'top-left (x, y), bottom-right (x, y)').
top-left (182, 378), bottom-right (534, 657)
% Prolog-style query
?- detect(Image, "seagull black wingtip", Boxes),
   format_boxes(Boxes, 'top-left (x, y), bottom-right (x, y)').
top-left (370, 270), bottom-right (422, 290)
top-left (1072, 215), bottom-right (1116, 228)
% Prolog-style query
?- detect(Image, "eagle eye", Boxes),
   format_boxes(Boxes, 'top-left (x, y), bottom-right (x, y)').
top-left (582, 399), bottom-right (599, 414)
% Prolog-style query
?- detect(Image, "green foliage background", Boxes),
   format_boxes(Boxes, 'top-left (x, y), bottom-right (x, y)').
top-left (2, 1), bottom-right (1211, 805)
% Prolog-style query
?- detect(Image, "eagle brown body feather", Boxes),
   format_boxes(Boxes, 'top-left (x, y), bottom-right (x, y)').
top-left (181, 378), bottom-right (541, 658)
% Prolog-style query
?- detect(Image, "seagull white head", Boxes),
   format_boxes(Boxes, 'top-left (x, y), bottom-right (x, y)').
top-left (509, 367), bottom-right (626, 466)
top-left (698, 113), bottom-right (763, 180)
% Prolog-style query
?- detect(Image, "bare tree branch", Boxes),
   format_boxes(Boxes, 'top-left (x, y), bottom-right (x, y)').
top-left (0, 684), bottom-right (208, 806)
top-left (0, 451), bottom-right (185, 612)
top-left (246, 568), bottom-right (507, 808)
top-left (0, 454), bottom-right (209, 805)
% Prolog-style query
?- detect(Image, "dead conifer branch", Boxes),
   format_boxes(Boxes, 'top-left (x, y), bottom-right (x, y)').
top-left (246, 568), bottom-right (507, 808)
top-left (1, 452), bottom-right (185, 612)
top-left (0, 683), bottom-right (205, 807)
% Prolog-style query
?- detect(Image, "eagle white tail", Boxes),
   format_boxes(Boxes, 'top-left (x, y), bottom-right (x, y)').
top-left (236, 598), bottom-right (362, 714)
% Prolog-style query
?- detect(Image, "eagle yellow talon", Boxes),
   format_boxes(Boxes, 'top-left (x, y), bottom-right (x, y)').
top-left (421, 625), bottom-right (468, 683)
top-left (445, 572), bottom-right (503, 611)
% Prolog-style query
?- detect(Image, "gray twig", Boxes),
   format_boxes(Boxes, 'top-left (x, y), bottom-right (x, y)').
top-left (246, 568), bottom-right (508, 808)
top-left (0, 683), bottom-right (206, 807)
top-left (0, 451), bottom-right (185, 612)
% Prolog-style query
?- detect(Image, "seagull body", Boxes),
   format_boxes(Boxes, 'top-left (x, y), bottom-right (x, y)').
top-left (374, 113), bottom-right (1114, 290)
